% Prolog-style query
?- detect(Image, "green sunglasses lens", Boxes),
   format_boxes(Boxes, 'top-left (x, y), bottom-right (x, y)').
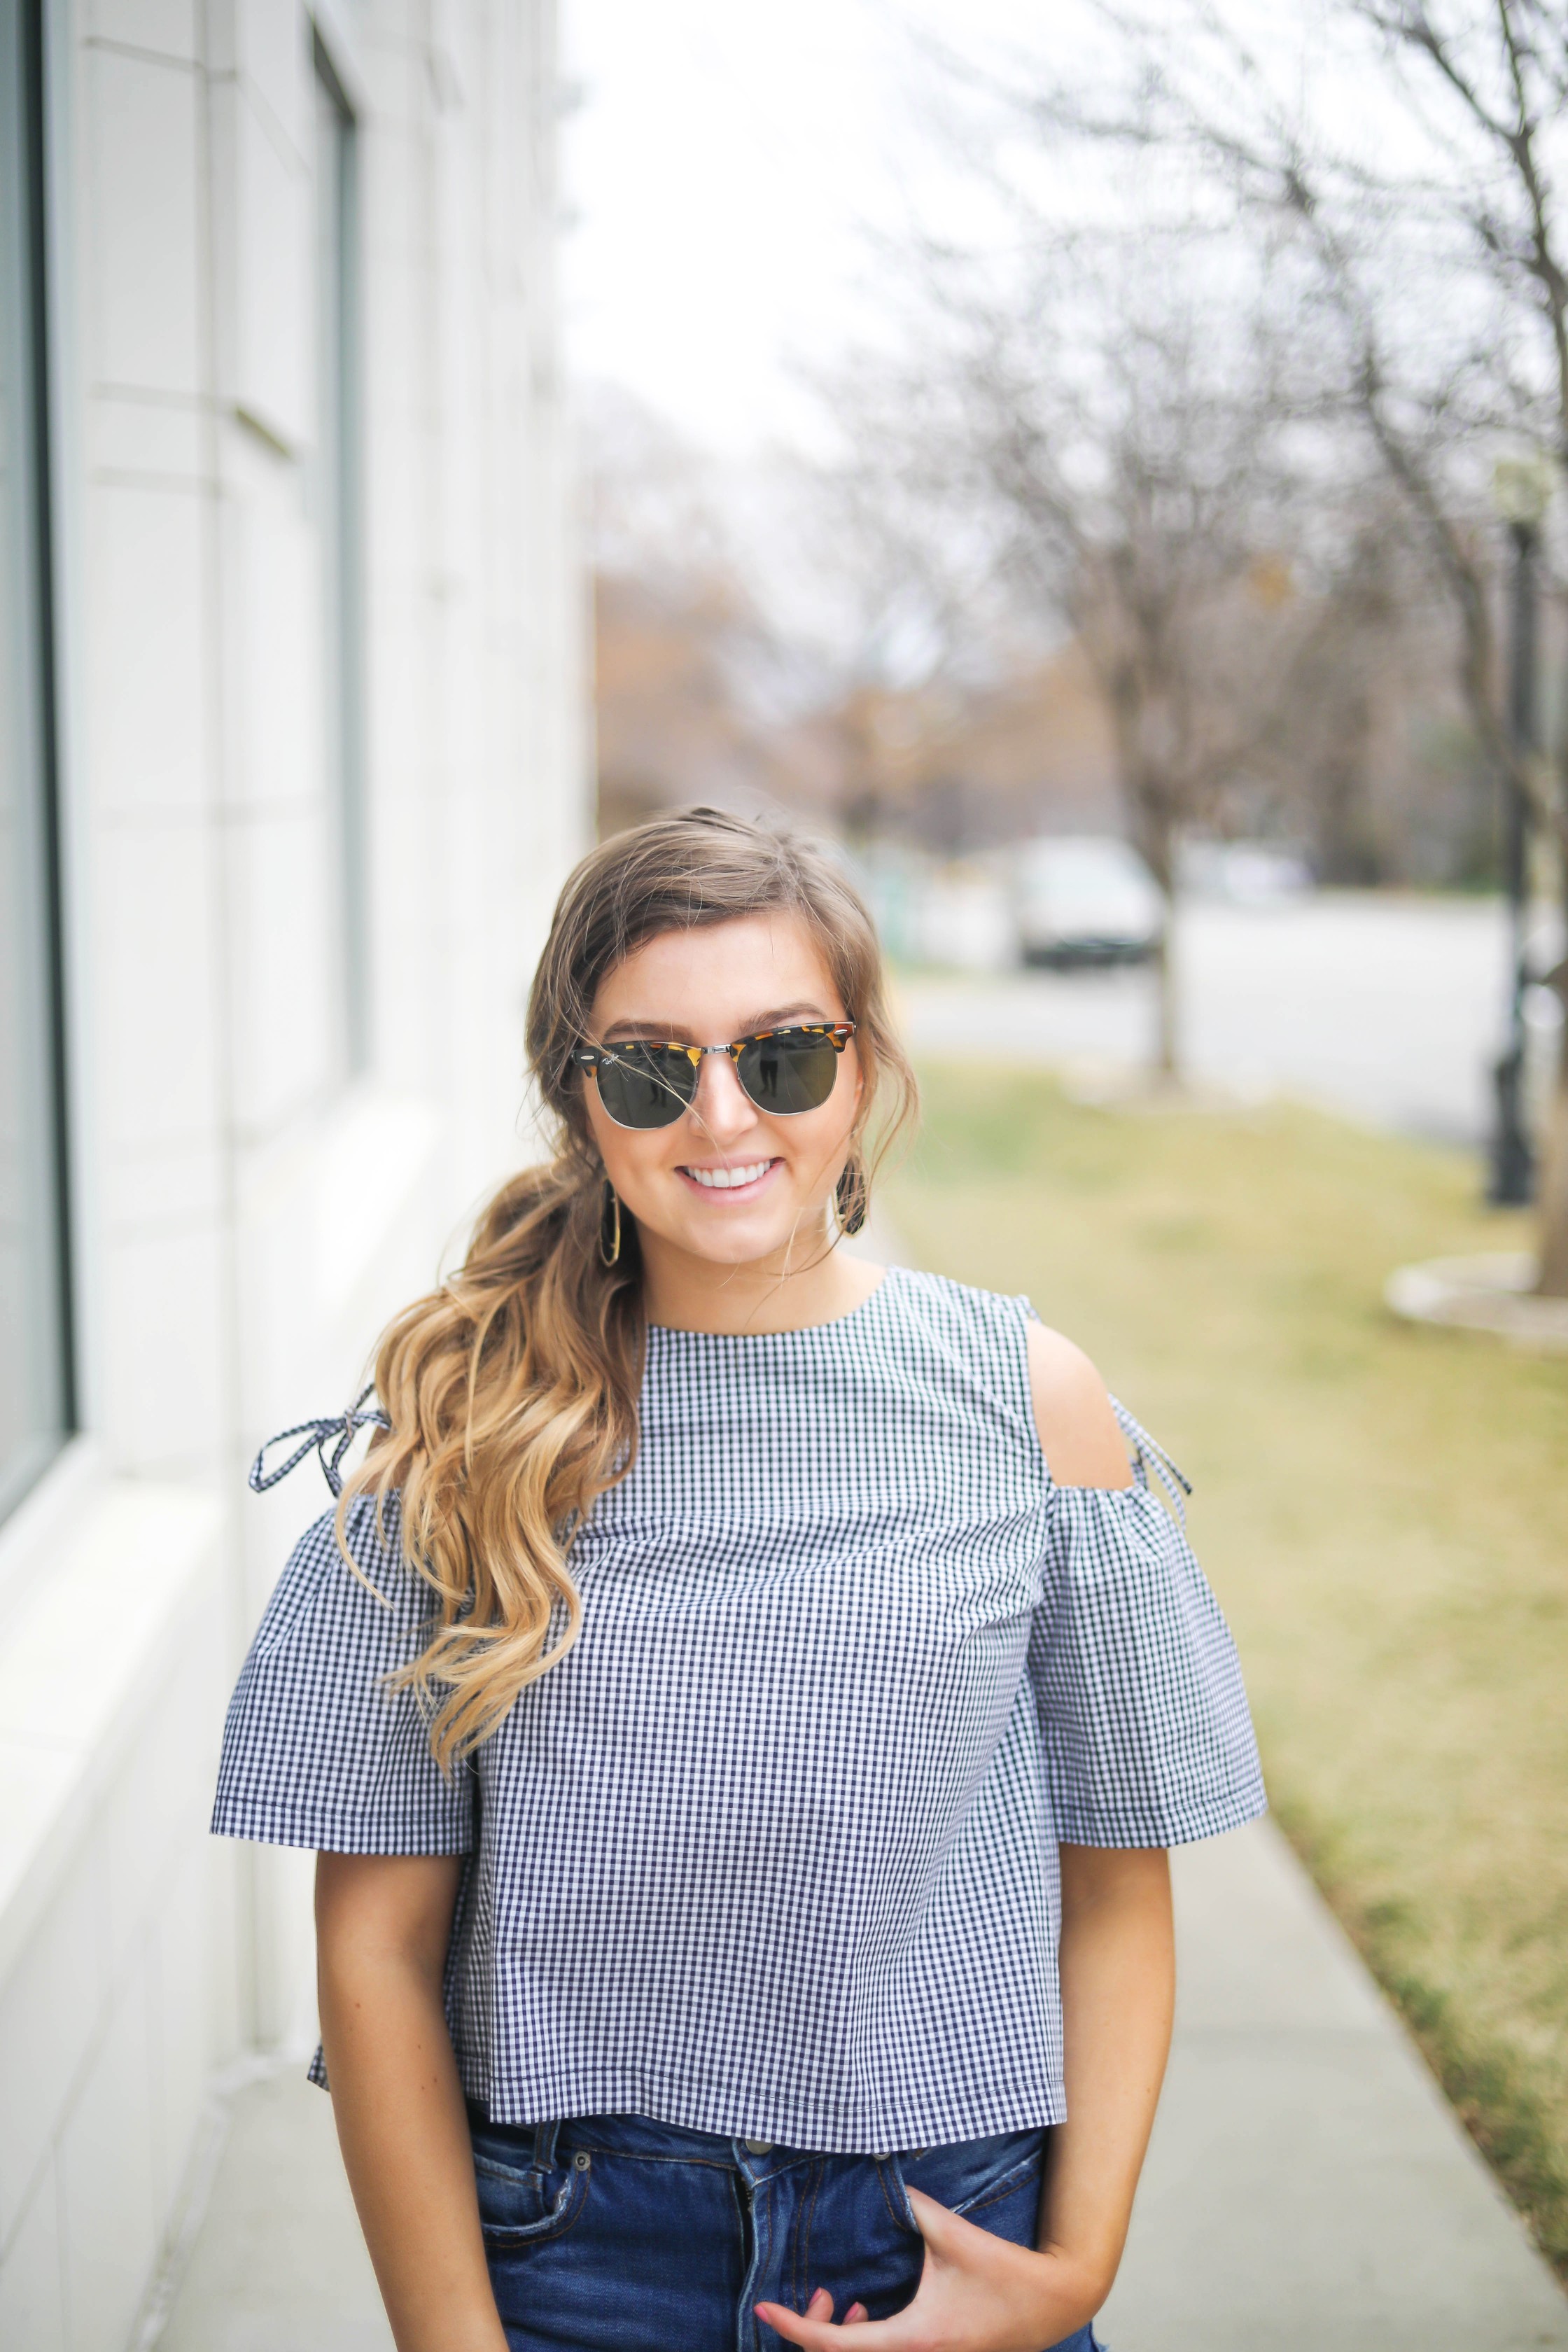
top-left (595, 1044), bottom-right (697, 1129)
top-left (736, 1031), bottom-right (841, 1114)
top-left (589, 1029), bottom-right (846, 1128)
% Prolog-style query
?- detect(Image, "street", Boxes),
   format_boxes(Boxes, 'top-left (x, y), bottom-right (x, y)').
top-left (895, 893), bottom-right (1559, 1150)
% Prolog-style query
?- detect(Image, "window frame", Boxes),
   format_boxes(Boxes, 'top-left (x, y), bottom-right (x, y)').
top-left (0, 0), bottom-right (74, 1527)
top-left (312, 22), bottom-right (369, 1079)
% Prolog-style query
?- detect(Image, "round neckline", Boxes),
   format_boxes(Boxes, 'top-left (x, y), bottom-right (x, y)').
top-left (645, 1264), bottom-right (898, 1343)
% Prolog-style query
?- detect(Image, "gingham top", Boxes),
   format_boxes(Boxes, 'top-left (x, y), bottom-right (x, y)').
top-left (213, 1267), bottom-right (1264, 2149)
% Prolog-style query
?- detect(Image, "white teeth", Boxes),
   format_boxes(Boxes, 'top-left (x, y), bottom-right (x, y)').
top-left (685, 1161), bottom-right (771, 1191)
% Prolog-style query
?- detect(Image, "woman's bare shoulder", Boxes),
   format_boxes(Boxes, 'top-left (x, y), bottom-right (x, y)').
top-left (1024, 1318), bottom-right (1134, 1489)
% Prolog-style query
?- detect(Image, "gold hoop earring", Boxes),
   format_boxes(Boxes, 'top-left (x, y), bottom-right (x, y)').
top-left (834, 1154), bottom-right (868, 1238)
top-left (599, 1179), bottom-right (622, 1268)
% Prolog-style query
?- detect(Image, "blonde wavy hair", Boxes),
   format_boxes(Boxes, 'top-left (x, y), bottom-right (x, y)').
top-left (338, 807), bottom-right (918, 1770)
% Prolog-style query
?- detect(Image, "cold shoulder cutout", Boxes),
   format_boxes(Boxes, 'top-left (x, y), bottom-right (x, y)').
top-left (1024, 1317), bottom-right (1134, 1489)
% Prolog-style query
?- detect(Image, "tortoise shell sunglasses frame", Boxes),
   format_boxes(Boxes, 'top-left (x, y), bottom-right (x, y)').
top-left (571, 1023), bottom-right (858, 1130)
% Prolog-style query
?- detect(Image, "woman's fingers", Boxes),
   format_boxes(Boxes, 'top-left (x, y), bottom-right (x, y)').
top-left (797, 2288), bottom-right (866, 2323)
top-left (770, 2288), bottom-right (871, 2334)
top-left (753, 2302), bottom-right (889, 2346)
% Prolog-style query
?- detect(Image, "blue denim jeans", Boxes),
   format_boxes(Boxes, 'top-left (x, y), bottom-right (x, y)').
top-left (471, 2110), bottom-right (1105, 2352)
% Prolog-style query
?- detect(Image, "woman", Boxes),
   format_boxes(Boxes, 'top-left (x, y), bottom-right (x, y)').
top-left (214, 807), bottom-right (1265, 2352)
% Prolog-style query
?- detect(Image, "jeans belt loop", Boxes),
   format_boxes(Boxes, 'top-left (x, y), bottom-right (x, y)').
top-left (532, 2118), bottom-right (561, 2171)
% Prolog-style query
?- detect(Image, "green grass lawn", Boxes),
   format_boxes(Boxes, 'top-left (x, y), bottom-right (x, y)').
top-left (886, 1060), bottom-right (1568, 2274)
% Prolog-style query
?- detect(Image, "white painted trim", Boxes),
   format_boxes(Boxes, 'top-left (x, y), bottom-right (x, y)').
top-left (234, 1079), bottom-right (446, 1315)
top-left (0, 1477), bottom-right (221, 1983)
top-left (40, 0), bottom-right (104, 1445)
top-left (0, 1434), bottom-right (103, 1625)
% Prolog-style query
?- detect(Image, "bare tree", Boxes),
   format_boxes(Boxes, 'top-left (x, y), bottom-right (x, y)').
top-left (1004, 0), bottom-right (1568, 1282)
top-left (832, 240), bottom-right (1322, 1074)
top-left (1354, 0), bottom-right (1568, 1285)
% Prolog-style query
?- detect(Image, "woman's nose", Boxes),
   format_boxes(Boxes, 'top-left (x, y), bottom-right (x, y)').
top-left (687, 1051), bottom-right (757, 1142)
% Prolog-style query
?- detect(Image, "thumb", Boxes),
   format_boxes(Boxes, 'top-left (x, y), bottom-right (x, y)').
top-left (903, 2185), bottom-right (972, 2256)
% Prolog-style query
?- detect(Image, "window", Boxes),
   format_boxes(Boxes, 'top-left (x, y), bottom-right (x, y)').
top-left (312, 30), bottom-right (368, 1077)
top-left (0, 0), bottom-right (71, 1519)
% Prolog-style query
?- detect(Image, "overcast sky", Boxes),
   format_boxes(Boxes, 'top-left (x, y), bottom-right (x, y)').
top-left (559, 1), bottom-right (1451, 467)
top-left (559, 0), bottom-right (1049, 458)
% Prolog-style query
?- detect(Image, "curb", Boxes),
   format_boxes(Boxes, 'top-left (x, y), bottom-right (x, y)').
top-left (1385, 1252), bottom-right (1568, 1350)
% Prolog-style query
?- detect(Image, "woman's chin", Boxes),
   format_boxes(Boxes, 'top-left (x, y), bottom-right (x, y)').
top-left (654, 1199), bottom-right (822, 1270)
top-left (688, 1222), bottom-right (809, 1270)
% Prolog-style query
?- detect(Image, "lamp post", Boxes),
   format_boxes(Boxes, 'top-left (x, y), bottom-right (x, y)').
top-left (1488, 456), bottom-right (1554, 1206)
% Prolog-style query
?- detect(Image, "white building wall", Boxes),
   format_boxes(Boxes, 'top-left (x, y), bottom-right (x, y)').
top-left (0, 4), bottom-right (585, 2345)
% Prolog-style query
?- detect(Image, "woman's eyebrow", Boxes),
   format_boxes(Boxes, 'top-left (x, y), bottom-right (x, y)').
top-left (739, 1002), bottom-right (836, 1033)
top-left (596, 1002), bottom-right (836, 1044)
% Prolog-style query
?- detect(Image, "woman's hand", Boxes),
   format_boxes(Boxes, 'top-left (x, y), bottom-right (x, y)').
top-left (754, 2183), bottom-right (1105, 2349)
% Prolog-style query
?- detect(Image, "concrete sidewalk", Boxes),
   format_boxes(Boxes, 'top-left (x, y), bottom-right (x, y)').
top-left (1102, 1820), bottom-right (1568, 2350)
top-left (149, 1820), bottom-right (1568, 2348)
top-left (152, 2063), bottom-right (390, 2352)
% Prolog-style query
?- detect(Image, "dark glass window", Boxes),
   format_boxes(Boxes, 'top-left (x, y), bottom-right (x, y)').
top-left (312, 31), bottom-right (368, 1076)
top-left (0, 0), bottom-right (71, 1522)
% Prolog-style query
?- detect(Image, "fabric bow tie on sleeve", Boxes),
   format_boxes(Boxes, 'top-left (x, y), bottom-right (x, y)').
top-left (248, 1391), bottom-right (392, 1497)
top-left (1110, 1400), bottom-right (1192, 1528)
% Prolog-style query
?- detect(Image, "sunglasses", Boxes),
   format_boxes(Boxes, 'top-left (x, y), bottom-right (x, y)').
top-left (572, 1023), bottom-right (856, 1131)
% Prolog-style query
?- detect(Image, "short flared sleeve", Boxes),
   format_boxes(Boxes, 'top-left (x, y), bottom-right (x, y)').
top-left (1027, 1406), bottom-right (1266, 1847)
top-left (211, 1495), bottom-right (473, 1855)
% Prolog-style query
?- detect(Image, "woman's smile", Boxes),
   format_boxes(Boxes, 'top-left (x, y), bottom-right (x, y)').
top-left (678, 1156), bottom-right (782, 1196)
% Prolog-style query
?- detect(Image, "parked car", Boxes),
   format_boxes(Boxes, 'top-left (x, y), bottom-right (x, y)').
top-left (1012, 835), bottom-right (1165, 967)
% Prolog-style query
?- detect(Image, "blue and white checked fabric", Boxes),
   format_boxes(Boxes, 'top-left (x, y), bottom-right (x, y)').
top-left (213, 1267), bottom-right (1264, 2150)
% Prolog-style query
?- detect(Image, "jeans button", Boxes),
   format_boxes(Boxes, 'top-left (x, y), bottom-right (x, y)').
top-left (744, 2138), bottom-right (773, 2155)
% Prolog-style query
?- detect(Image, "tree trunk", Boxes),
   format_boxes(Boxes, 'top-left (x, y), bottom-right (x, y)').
top-left (1152, 902), bottom-right (1178, 1079)
top-left (1135, 794), bottom-right (1180, 1083)
top-left (1105, 669), bottom-right (1183, 1083)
